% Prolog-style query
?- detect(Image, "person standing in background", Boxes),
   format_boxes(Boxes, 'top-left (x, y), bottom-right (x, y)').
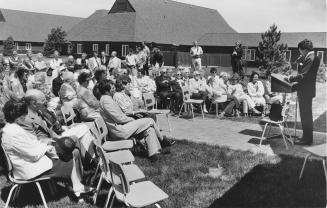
top-left (231, 40), bottom-right (244, 79)
top-left (190, 41), bottom-right (203, 71)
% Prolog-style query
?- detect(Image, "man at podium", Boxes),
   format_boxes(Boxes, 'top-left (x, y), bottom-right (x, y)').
top-left (284, 39), bottom-right (320, 146)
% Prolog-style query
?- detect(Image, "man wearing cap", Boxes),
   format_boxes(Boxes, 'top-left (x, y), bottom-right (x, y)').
top-left (189, 70), bottom-right (209, 113)
top-left (190, 41), bottom-right (203, 71)
top-left (52, 66), bottom-right (67, 97)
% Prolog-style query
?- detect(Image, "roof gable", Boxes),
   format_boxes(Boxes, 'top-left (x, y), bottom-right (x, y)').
top-left (67, 0), bottom-right (236, 45)
top-left (109, 0), bottom-right (136, 13)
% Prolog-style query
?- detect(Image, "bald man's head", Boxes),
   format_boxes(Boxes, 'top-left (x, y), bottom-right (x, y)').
top-left (25, 89), bottom-right (47, 112)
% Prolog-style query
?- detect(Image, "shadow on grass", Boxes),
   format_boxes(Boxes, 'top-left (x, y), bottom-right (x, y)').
top-left (209, 154), bottom-right (326, 208)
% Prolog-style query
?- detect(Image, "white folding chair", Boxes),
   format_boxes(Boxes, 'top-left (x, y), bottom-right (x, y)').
top-left (143, 92), bottom-right (171, 132)
top-left (299, 143), bottom-right (327, 181)
top-left (60, 103), bottom-right (76, 127)
top-left (1, 144), bottom-right (56, 208)
top-left (259, 103), bottom-right (293, 150)
top-left (107, 158), bottom-right (168, 208)
top-left (178, 86), bottom-right (204, 121)
top-left (93, 143), bottom-right (145, 206)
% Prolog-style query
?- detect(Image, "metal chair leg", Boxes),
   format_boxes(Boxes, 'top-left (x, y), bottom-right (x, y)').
top-left (190, 104), bottom-right (195, 121)
top-left (11, 184), bottom-right (21, 203)
top-left (93, 172), bottom-right (104, 204)
top-left (48, 180), bottom-right (56, 197)
top-left (323, 159), bottom-right (327, 182)
top-left (279, 124), bottom-right (288, 150)
top-left (5, 184), bottom-right (18, 208)
top-left (178, 103), bottom-right (185, 118)
top-left (199, 103), bottom-right (204, 119)
top-left (299, 154), bottom-right (310, 180)
top-left (35, 182), bottom-right (48, 208)
top-left (155, 203), bottom-right (162, 208)
top-left (216, 103), bottom-right (219, 117)
top-left (105, 187), bottom-right (114, 208)
top-left (266, 123), bottom-right (272, 139)
top-left (166, 114), bottom-right (172, 132)
top-left (260, 123), bottom-right (268, 146)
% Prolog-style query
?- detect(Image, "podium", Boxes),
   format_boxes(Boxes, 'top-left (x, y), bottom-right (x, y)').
top-left (271, 73), bottom-right (297, 93)
top-left (271, 73), bottom-right (299, 139)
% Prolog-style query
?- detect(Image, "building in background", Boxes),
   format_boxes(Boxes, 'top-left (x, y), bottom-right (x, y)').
top-left (0, 8), bottom-right (83, 53)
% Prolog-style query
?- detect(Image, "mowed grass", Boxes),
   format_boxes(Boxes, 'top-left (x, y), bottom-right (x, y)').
top-left (1, 140), bottom-right (326, 208)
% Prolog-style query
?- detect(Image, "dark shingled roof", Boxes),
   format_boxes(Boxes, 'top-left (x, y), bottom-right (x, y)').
top-left (198, 32), bottom-right (327, 48)
top-left (0, 8), bottom-right (83, 42)
top-left (67, 0), bottom-right (236, 45)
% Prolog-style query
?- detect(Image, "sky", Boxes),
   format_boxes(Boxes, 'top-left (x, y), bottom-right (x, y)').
top-left (0, 0), bottom-right (326, 33)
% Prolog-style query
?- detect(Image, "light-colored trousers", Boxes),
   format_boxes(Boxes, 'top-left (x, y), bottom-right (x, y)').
top-left (192, 58), bottom-right (202, 71)
top-left (237, 94), bottom-right (256, 110)
top-left (107, 118), bottom-right (162, 157)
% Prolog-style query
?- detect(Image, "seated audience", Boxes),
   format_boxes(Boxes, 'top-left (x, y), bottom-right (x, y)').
top-left (228, 74), bottom-right (261, 115)
top-left (263, 71), bottom-right (285, 104)
top-left (93, 69), bottom-right (107, 100)
top-left (76, 72), bottom-right (101, 121)
top-left (189, 70), bottom-right (209, 113)
top-left (66, 55), bottom-right (75, 72)
top-left (10, 67), bottom-right (28, 99)
top-left (34, 53), bottom-right (47, 72)
top-left (1, 100), bottom-right (93, 198)
top-left (136, 69), bottom-right (156, 94)
top-left (128, 70), bottom-right (144, 110)
top-left (52, 66), bottom-right (67, 97)
top-left (208, 72), bottom-right (240, 117)
top-left (59, 71), bottom-right (79, 108)
top-left (9, 50), bottom-right (22, 70)
top-left (247, 72), bottom-right (266, 112)
top-left (113, 78), bottom-right (134, 115)
top-left (98, 80), bottom-right (175, 161)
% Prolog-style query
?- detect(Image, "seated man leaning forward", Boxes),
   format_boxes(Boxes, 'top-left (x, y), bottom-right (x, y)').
top-left (1, 100), bottom-right (93, 198)
top-left (19, 89), bottom-right (96, 165)
top-left (98, 79), bottom-right (175, 161)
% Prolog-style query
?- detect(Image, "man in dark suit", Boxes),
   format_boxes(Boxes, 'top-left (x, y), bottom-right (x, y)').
top-left (286, 39), bottom-right (320, 146)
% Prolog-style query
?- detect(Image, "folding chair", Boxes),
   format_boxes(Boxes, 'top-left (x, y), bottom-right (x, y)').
top-left (1, 144), bottom-right (56, 208)
top-left (93, 144), bottom-right (145, 206)
top-left (61, 103), bottom-right (76, 127)
top-left (178, 86), bottom-right (204, 121)
top-left (299, 143), bottom-right (327, 181)
top-left (143, 92), bottom-right (171, 132)
top-left (259, 103), bottom-right (293, 150)
top-left (107, 158), bottom-right (168, 208)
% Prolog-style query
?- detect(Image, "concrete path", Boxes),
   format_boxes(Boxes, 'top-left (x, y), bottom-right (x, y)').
top-left (157, 115), bottom-right (327, 157)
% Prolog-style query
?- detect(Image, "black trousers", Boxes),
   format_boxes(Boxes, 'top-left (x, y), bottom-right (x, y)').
top-left (298, 93), bottom-right (313, 142)
top-left (223, 95), bottom-right (240, 115)
top-left (157, 91), bottom-right (182, 111)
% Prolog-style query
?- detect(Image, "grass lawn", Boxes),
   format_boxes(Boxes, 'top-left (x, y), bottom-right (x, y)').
top-left (1, 140), bottom-right (326, 208)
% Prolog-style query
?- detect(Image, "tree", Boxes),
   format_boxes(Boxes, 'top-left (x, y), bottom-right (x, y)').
top-left (3, 36), bottom-right (15, 56)
top-left (257, 24), bottom-right (290, 75)
top-left (43, 27), bottom-right (67, 57)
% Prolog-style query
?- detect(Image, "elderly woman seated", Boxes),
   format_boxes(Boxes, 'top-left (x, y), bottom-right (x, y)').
top-left (59, 71), bottom-right (79, 109)
top-left (247, 72), bottom-right (266, 113)
top-left (1, 100), bottom-right (93, 199)
top-left (207, 72), bottom-right (240, 117)
top-left (228, 74), bottom-right (261, 115)
top-left (76, 71), bottom-right (101, 121)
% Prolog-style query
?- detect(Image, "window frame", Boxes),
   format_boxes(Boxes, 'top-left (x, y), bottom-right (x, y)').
top-left (317, 51), bottom-right (324, 65)
top-left (77, 43), bottom-right (82, 54)
top-left (25, 43), bottom-right (32, 50)
top-left (284, 50), bottom-right (291, 62)
top-left (15, 42), bottom-right (19, 50)
top-left (122, 44), bottom-right (129, 57)
top-left (93, 43), bottom-right (99, 53)
top-left (105, 44), bottom-right (110, 56)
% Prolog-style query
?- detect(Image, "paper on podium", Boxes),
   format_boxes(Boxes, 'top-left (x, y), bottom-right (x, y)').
top-left (271, 73), bottom-right (297, 93)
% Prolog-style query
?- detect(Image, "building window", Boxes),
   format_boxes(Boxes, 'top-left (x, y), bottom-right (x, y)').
top-left (77, 44), bottom-right (82, 54)
top-left (317, 51), bottom-right (324, 65)
top-left (93, 44), bottom-right (99, 52)
top-left (285, 50), bottom-right (291, 62)
top-left (122, 45), bottom-right (129, 57)
top-left (15, 42), bottom-right (19, 50)
top-left (25, 43), bottom-right (32, 50)
top-left (243, 49), bottom-right (256, 61)
top-left (105, 44), bottom-right (110, 56)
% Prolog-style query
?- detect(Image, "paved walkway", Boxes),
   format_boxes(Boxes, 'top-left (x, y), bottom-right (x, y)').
top-left (157, 115), bottom-right (327, 157)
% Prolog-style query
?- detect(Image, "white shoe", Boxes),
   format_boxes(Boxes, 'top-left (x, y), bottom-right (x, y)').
top-left (204, 108), bottom-right (208, 113)
top-left (74, 186), bottom-right (95, 197)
